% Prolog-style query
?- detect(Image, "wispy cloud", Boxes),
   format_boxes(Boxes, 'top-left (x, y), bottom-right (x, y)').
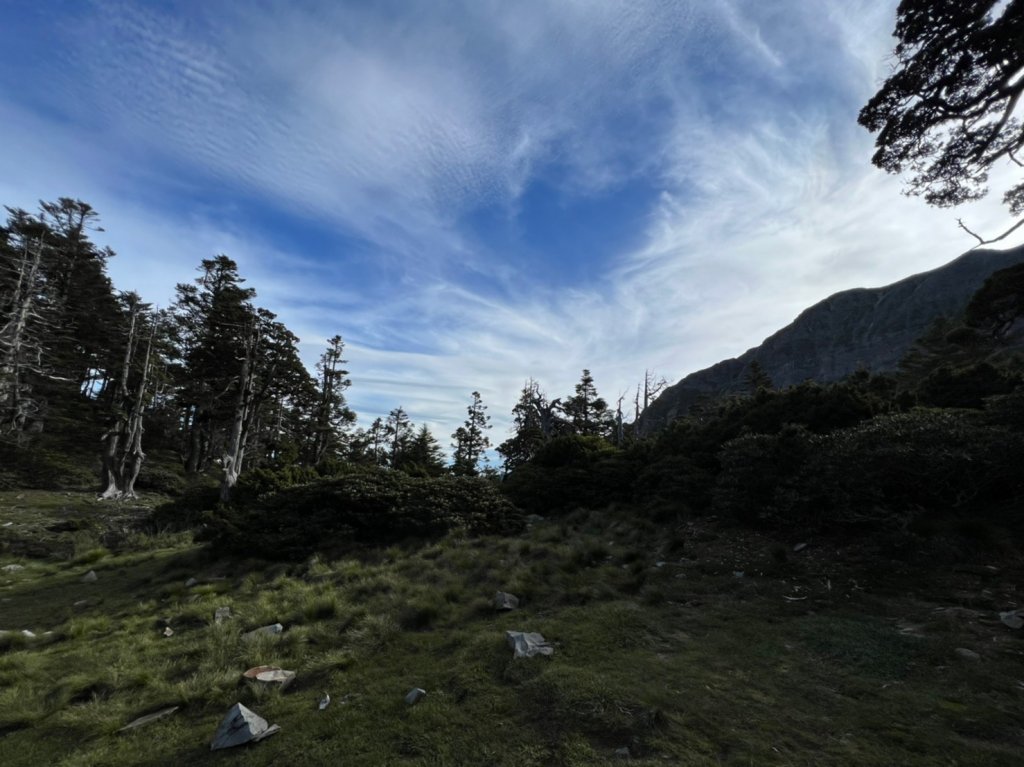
top-left (1, 0), bottom-right (1021, 451)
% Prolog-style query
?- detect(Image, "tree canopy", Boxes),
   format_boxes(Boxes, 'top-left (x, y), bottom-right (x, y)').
top-left (859, 0), bottom-right (1024, 244)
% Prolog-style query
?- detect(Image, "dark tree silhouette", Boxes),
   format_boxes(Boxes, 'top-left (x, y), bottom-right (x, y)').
top-left (859, 0), bottom-right (1024, 245)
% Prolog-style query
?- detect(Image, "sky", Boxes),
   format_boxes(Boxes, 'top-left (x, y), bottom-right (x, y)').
top-left (1, 0), bottom-right (1022, 451)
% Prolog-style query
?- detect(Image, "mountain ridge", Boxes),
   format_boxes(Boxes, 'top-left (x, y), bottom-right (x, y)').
top-left (637, 244), bottom-right (1024, 431)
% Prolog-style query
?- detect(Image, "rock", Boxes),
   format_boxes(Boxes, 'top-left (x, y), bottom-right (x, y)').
top-left (506, 630), bottom-right (554, 658)
top-left (184, 577), bottom-right (198, 587)
top-left (732, 571), bottom-right (745, 578)
top-left (954, 648), bottom-right (981, 662)
top-left (318, 692), bottom-right (331, 710)
top-left (1, 564), bottom-right (24, 572)
top-left (21, 629), bottom-right (36, 638)
top-left (214, 607), bottom-right (232, 624)
top-left (81, 570), bottom-right (98, 583)
top-left (162, 626), bottom-right (174, 637)
top-left (793, 543), bottom-right (808, 552)
top-left (655, 561), bottom-right (667, 568)
top-left (242, 623), bottom-right (283, 641)
top-left (494, 591), bottom-right (520, 611)
top-left (118, 706), bottom-right (179, 733)
top-left (525, 514), bottom-right (545, 525)
top-left (615, 746), bottom-right (632, 759)
top-left (210, 703), bottom-right (280, 750)
top-left (999, 610), bottom-right (1024, 630)
top-left (243, 666), bottom-right (296, 691)
top-left (72, 599), bottom-right (90, 610)
top-left (405, 688), bottom-right (427, 706)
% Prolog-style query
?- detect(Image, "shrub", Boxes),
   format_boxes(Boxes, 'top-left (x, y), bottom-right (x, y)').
top-left (207, 466), bottom-right (524, 559)
top-left (714, 409), bottom-right (1024, 533)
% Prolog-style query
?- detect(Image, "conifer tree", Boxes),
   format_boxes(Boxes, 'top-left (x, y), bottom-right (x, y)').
top-left (452, 391), bottom-right (491, 476)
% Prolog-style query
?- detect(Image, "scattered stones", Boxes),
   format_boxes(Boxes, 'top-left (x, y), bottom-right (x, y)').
top-left (242, 623), bottom-right (283, 641)
top-left (81, 570), bottom-right (98, 583)
top-left (243, 666), bottom-right (296, 691)
top-left (118, 706), bottom-right (179, 733)
top-left (405, 688), bottom-right (427, 706)
top-left (215, 607), bottom-right (232, 625)
top-left (999, 609), bottom-right (1024, 630)
top-left (184, 577), bottom-right (198, 587)
top-left (793, 543), bottom-right (808, 552)
top-left (209, 703), bottom-right (280, 751)
top-left (506, 630), bottom-right (554, 658)
top-left (1, 564), bottom-right (24, 572)
top-left (494, 591), bottom-right (520, 611)
top-left (954, 648), bottom-right (981, 662)
top-left (318, 692), bottom-right (331, 710)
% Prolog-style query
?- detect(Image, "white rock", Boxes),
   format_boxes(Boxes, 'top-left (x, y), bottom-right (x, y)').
top-left (405, 688), bottom-right (427, 706)
top-left (954, 648), bottom-right (981, 661)
top-left (184, 577), bottom-right (198, 587)
top-left (162, 626), bottom-right (174, 637)
top-left (1, 564), bottom-right (24, 572)
top-left (21, 629), bottom-right (36, 638)
top-left (999, 610), bottom-right (1024, 630)
top-left (494, 591), bottom-right (520, 611)
top-left (214, 606), bottom-right (232, 624)
top-left (506, 630), bottom-right (554, 658)
top-left (254, 669), bottom-right (296, 690)
top-left (210, 703), bottom-right (280, 750)
top-left (81, 570), bottom-right (98, 583)
top-left (242, 623), bottom-right (283, 641)
top-left (318, 692), bottom-right (331, 710)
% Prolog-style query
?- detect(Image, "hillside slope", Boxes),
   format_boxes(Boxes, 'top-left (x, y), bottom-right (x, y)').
top-left (639, 244), bottom-right (1024, 430)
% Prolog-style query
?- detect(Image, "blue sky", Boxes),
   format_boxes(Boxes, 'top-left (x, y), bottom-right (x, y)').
top-left (2, 0), bottom-right (1021, 448)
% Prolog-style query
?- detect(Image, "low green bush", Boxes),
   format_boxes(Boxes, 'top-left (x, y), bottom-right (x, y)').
top-left (207, 466), bottom-right (524, 559)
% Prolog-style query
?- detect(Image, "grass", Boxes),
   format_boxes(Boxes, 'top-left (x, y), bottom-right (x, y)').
top-left (1, 491), bottom-right (1023, 765)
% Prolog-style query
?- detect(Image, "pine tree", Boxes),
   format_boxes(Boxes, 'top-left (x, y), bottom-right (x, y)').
top-left (385, 406), bottom-right (414, 468)
top-left (561, 369), bottom-right (611, 437)
top-left (402, 424), bottom-right (447, 476)
top-left (451, 391), bottom-right (491, 476)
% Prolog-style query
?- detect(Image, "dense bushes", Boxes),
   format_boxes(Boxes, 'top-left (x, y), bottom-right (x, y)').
top-left (207, 466), bottom-right (524, 559)
top-left (713, 409), bottom-right (1024, 531)
top-left (502, 435), bottom-right (639, 514)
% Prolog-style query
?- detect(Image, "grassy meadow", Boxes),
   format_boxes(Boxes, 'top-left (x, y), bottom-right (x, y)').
top-left (1, 490), bottom-right (1022, 766)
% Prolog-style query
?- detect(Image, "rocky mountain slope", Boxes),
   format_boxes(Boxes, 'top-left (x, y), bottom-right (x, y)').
top-left (638, 244), bottom-right (1024, 430)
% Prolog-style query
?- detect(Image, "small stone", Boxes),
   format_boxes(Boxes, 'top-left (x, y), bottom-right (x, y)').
top-left (405, 688), bottom-right (427, 706)
top-left (184, 577), bottom-right (198, 587)
top-left (954, 648), bottom-right (980, 661)
top-left (506, 630), bottom-right (554, 658)
top-left (162, 626), bottom-right (174, 637)
top-left (242, 623), bottom-right (283, 641)
top-left (118, 706), bottom-right (179, 733)
top-left (655, 561), bottom-right (667, 568)
top-left (209, 703), bottom-right (280, 750)
top-left (81, 570), bottom-right (98, 583)
top-left (615, 746), bottom-right (631, 759)
top-left (733, 571), bottom-right (745, 578)
top-left (73, 599), bottom-right (90, 610)
top-left (215, 607), bottom-right (232, 624)
top-left (1, 564), bottom-right (24, 572)
top-left (245, 667), bottom-right (296, 691)
top-left (999, 610), bottom-right (1024, 630)
top-left (793, 543), bottom-right (808, 552)
top-left (21, 629), bottom-right (36, 638)
top-left (494, 591), bottom-right (520, 611)
top-left (318, 692), bottom-right (331, 710)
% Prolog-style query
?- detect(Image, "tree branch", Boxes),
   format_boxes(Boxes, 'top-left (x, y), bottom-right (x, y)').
top-left (958, 216), bottom-right (1024, 248)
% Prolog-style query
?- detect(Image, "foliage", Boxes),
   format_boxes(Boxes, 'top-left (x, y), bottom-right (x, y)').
top-left (858, 1), bottom-right (1024, 235)
top-left (208, 466), bottom-right (524, 559)
top-left (451, 391), bottom-right (491, 476)
top-left (714, 409), bottom-right (1024, 531)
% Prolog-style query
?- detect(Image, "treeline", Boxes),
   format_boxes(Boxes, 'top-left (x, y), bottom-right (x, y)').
top-left (499, 262), bottom-right (1024, 539)
top-left (0, 199), bottom-right (500, 499)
